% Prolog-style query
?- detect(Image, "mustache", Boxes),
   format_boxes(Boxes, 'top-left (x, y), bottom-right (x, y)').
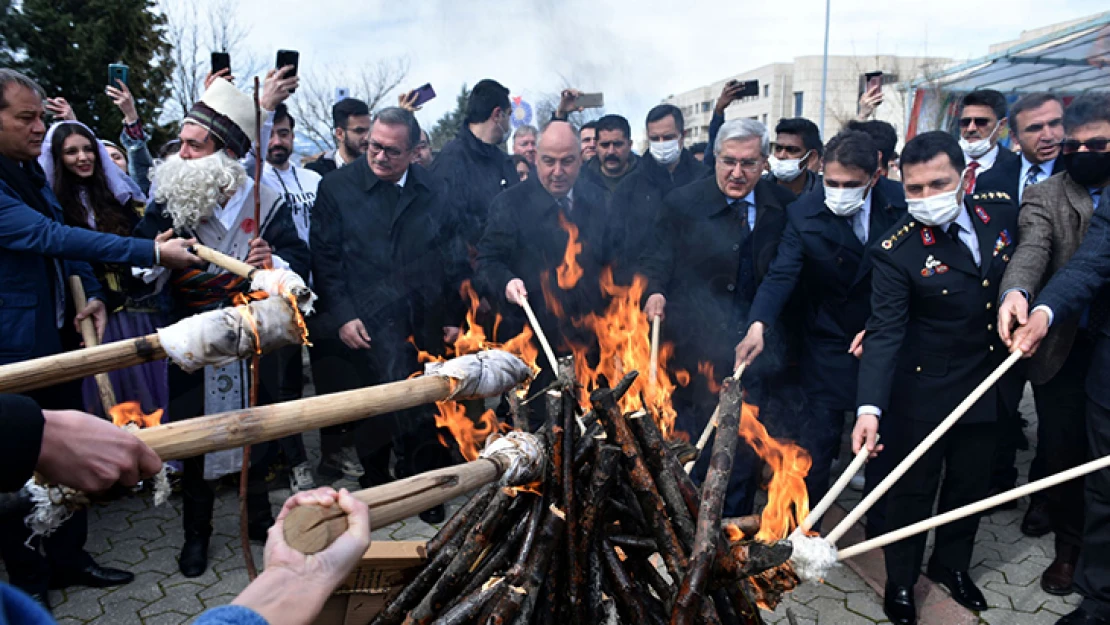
top-left (604, 155), bottom-right (620, 162)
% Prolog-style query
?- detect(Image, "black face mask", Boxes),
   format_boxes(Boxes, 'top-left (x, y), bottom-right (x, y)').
top-left (1062, 151), bottom-right (1110, 188)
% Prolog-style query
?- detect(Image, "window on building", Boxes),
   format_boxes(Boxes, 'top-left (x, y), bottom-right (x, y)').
top-left (702, 101), bottom-right (711, 113)
top-left (793, 92), bottom-right (804, 117)
top-left (763, 84), bottom-right (769, 98)
top-left (762, 113), bottom-right (767, 124)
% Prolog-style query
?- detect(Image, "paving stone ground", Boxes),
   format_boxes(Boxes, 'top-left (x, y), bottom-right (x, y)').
top-left (1, 385), bottom-right (1082, 623)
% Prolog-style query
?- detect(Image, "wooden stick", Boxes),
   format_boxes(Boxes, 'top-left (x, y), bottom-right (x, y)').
top-left (193, 244), bottom-right (256, 279)
top-left (520, 296), bottom-right (559, 375)
top-left (838, 452), bottom-right (1110, 561)
top-left (650, 315), bottom-right (661, 385)
top-left (67, 276), bottom-right (117, 413)
top-left (825, 349), bottom-right (1024, 545)
top-left (0, 333), bottom-right (165, 395)
top-left (799, 436), bottom-right (877, 533)
top-left (685, 362), bottom-right (746, 474)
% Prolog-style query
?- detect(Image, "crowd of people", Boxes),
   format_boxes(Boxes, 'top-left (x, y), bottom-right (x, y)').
top-left (0, 61), bottom-right (1109, 625)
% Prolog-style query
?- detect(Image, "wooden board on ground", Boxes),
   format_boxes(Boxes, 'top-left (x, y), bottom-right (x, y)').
top-left (313, 541), bottom-right (427, 625)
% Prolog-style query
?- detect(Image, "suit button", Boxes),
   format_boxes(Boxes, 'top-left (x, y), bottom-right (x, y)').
top-left (732, 244), bottom-right (740, 251)
top-left (1003, 254), bottom-right (1010, 262)
top-left (727, 284), bottom-right (735, 292)
top-left (982, 279), bottom-right (990, 287)
top-left (990, 345), bottom-right (995, 352)
top-left (915, 366), bottom-right (922, 373)
top-left (986, 302), bottom-right (993, 310)
top-left (942, 289), bottom-right (949, 295)
top-left (987, 324), bottom-right (993, 331)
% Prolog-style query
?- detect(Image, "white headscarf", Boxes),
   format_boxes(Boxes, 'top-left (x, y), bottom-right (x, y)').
top-left (38, 120), bottom-right (147, 208)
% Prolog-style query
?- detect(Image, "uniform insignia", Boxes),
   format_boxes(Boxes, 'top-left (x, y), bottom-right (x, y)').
top-left (921, 254), bottom-right (943, 277)
top-left (882, 239), bottom-right (893, 249)
top-left (921, 227), bottom-right (936, 246)
top-left (993, 229), bottom-right (1012, 256)
top-left (975, 205), bottom-right (991, 224)
top-left (883, 223), bottom-right (914, 250)
top-left (998, 191), bottom-right (1011, 201)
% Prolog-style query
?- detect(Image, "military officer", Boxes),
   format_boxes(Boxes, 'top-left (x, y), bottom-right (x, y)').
top-left (851, 131), bottom-right (1021, 625)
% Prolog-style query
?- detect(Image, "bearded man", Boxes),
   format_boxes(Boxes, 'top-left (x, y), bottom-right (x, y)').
top-left (134, 78), bottom-right (309, 578)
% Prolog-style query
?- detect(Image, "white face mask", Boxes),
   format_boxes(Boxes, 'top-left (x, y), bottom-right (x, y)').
top-left (649, 139), bottom-right (681, 166)
top-left (907, 184), bottom-right (965, 227)
top-left (768, 152), bottom-right (809, 182)
top-left (959, 123), bottom-right (999, 159)
top-left (824, 185), bottom-right (868, 217)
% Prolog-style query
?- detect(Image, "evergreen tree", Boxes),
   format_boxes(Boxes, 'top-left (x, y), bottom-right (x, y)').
top-left (1, 0), bottom-right (175, 145)
top-left (429, 84), bottom-right (471, 150)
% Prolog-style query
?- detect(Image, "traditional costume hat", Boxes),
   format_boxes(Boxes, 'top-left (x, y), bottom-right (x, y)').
top-left (185, 78), bottom-right (255, 158)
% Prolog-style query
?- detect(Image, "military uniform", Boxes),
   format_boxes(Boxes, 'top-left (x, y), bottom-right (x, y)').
top-left (857, 191), bottom-right (1022, 588)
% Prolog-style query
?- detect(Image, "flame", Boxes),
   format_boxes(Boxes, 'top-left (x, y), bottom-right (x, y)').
top-left (511, 481), bottom-right (544, 497)
top-left (285, 292), bottom-right (311, 347)
top-left (231, 291), bottom-right (268, 355)
top-left (723, 523), bottom-right (744, 542)
top-left (555, 213), bottom-right (583, 289)
top-left (433, 402), bottom-right (504, 462)
top-left (109, 401), bottom-right (163, 429)
top-left (737, 402), bottom-right (812, 542)
top-left (699, 362), bottom-right (722, 394)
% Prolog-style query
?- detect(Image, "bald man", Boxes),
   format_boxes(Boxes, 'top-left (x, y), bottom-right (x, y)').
top-left (477, 122), bottom-right (612, 426)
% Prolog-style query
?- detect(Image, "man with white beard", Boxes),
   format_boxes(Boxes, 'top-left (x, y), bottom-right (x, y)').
top-left (135, 77), bottom-right (310, 578)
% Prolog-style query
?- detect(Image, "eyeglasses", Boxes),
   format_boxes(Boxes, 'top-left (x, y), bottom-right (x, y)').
top-left (718, 156), bottom-right (763, 172)
top-left (1059, 138), bottom-right (1110, 154)
top-left (368, 140), bottom-right (406, 160)
top-left (958, 117), bottom-right (994, 129)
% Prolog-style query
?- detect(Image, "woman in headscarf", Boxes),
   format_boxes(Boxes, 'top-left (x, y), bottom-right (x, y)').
top-left (39, 121), bottom-right (169, 418)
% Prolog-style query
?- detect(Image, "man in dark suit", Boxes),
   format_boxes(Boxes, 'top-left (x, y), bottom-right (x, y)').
top-left (477, 121), bottom-right (610, 425)
top-left (852, 131), bottom-right (1020, 625)
top-left (303, 98), bottom-right (371, 178)
top-left (1011, 111), bottom-right (1110, 625)
top-left (640, 118), bottom-right (796, 516)
top-left (735, 130), bottom-right (906, 522)
top-left (957, 89), bottom-right (1020, 193)
top-left (312, 107), bottom-right (462, 522)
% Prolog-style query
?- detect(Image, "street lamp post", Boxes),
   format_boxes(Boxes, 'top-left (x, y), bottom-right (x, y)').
top-left (819, 0), bottom-right (831, 137)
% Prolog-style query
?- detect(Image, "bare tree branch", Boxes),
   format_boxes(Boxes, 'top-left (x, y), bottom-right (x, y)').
top-left (290, 58), bottom-right (409, 152)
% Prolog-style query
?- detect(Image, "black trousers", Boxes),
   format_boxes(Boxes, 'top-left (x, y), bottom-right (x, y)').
top-left (273, 344), bottom-right (308, 467)
top-left (181, 445), bottom-right (275, 539)
top-left (1075, 398), bottom-right (1110, 618)
top-left (795, 404), bottom-right (847, 532)
top-left (1032, 333), bottom-right (1094, 548)
top-left (884, 421), bottom-right (995, 588)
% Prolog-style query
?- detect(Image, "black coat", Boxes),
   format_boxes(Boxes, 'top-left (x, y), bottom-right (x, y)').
top-left (857, 193), bottom-right (1020, 424)
top-left (581, 153), bottom-right (640, 196)
top-left (311, 158), bottom-right (462, 353)
top-left (430, 125), bottom-right (519, 249)
top-left (476, 176), bottom-right (610, 354)
top-left (0, 394), bottom-right (42, 492)
top-left (640, 176), bottom-right (796, 374)
top-left (607, 150), bottom-right (707, 284)
top-left (974, 153), bottom-right (1057, 204)
top-left (748, 177), bottom-right (907, 409)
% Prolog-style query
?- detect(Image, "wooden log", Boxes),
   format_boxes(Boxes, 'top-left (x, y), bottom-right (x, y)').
top-left (507, 495), bottom-right (545, 580)
top-left (629, 410), bottom-right (697, 550)
top-left (672, 377), bottom-right (743, 625)
top-left (586, 538), bottom-right (606, 623)
top-left (429, 577), bottom-right (505, 625)
top-left (426, 484), bottom-right (498, 558)
top-left (194, 243), bottom-right (257, 280)
top-left (454, 497), bottom-right (534, 601)
top-left (601, 537), bottom-right (652, 625)
top-left (506, 505), bottom-right (565, 625)
top-left (370, 542), bottom-right (461, 625)
top-left (562, 390), bottom-right (584, 623)
top-left (68, 276), bottom-right (117, 413)
top-left (578, 444), bottom-right (620, 565)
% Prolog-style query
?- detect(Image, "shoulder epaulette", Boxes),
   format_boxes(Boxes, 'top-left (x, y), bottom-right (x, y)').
top-left (970, 191), bottom-right (1011, 202)
top-left (881, 221), bottom-right (917, 251)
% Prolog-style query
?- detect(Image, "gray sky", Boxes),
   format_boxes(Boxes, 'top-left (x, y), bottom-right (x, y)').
top-left (236, 0), bottom-right (1107, 136)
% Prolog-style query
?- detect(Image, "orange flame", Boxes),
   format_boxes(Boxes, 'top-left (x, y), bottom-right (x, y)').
top-left (231, 291), bottom-right (268, 355)
top-left (109, 401), bottom-right (163, 429)
top-left (555, 213), bottom-right (583, 290)
top-left (285, 292), bottom-right (311, 347)
top-left (737, 402), bottom-right (812, 542)
top-left (723, 523), bottom-right (744, 542)
top-left (699, 362), bottom-right (722, 394)
top-left (433, 402), bottom-right (504, 462)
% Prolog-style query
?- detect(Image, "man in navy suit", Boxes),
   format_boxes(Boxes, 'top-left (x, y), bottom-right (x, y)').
top-left (958, 89), bottom-right (1020, 193)
top-left (1012, 139), bottom-right (1110, 625)
top-left (735, 130), bottom-right (906, 524)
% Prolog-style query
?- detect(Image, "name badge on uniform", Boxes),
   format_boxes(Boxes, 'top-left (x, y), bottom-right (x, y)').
top-left (921, 254), bottom-right (947, 277)
top-left (993, 229), bottom-right (1012, 256)
top-left (920, 227), bottom-right (936, 246)
top-left (975, 205), bottom-right (991, 224)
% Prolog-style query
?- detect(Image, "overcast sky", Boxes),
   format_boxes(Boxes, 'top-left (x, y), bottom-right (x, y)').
top-left (234, 0), bottom-right (1107, 139)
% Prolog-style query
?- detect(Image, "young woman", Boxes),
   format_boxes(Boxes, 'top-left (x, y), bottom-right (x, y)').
top-left (39, 121), bottom-right (169, 418)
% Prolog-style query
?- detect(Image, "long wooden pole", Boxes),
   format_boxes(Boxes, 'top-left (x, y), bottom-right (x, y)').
top-left (649, 315), bottom-right (661, 385)
top-left (0, 334), bottom-right (165, 394)
top-left (799, 437), bottom-right (876, 533)
top-left (193, 244), bottom-right (255, 280)
top-left (825, 349), bottom-right (1024, 545)
top-left (684, 363), bottom-right (746, 474)
top-left (520, 297), bottom-right (559, 376)
top-left (838, 453), bottom-right (1110, 561)
top-left (67, 277), bottom-right (117, 413)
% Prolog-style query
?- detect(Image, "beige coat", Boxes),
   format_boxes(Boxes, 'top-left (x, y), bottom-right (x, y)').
top-left (999, 172), bottom-right (1096, 384)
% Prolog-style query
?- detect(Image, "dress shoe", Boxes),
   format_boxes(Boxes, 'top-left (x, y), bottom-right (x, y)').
top-left (178, 535), bottom-right (210, 578)
top-left (248, 521), bottom-right (273, 543)
top-left (926, 564), bottom-right (988, 611)
top-left (51, 563), bottom-right (134, 589)
top-left (1042, 542), bottom-right (1080, 596)
top-left (420, 504), bottom-right (446, 524)
top-left (1022, 498), bottom-right (1053, 537)
top-left (883, 584), bottom-right (917, 625)
top-left (1056, 607), bottom-right (1110, 624)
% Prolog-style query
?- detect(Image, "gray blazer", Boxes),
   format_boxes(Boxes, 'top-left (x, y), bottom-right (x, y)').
top-left (999, 172), bottom-right (1096, 384)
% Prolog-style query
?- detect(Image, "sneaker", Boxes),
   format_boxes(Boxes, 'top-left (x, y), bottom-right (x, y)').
top-left (849, 474), bottom-right (866, 491)
top-left (290, 462), bottom-right (316, 493)
top-left (320, 447), bottom-right (365, 479)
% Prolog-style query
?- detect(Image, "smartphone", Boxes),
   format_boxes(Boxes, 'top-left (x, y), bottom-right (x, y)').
top-left (211, 51), bottom-right (231, 76)
top-left (865, 71), bottom-right (883, 92)
top-left (735, 80), bottom-right (759, 98)
top-left (575, 92), bottom-right (605, 109)
top-left (108, 63), bottom-right (129, 88)
top-left (410, 83), bottom-right (436, 107)
top-left (276, 49), bottom-right (299, 92)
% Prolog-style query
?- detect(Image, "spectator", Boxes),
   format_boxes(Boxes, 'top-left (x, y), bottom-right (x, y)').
top-left (957, 89), bottom-right (1019, 192)
top-left (765, 118), bottom-right (823, 196)
top-left (639, 118), bottom-right (796, 517)
top-left (608, 103), bottom-right (707, 283)
top-left (105, 79), bottom-right (155, 195)
top-left (512, 124), bottom-right (537, 166)
top-left (134, 75), bottom-right (309, 580)
top-left (846, 119), bottom-right (899, 180)
top-left (413, 129), bottom-right (434, 168)
top-left (101, 140), bottom-right (128, 172)
top-left (702, 80), bottom-right (749, 169)
top-left (580, 120), bottom-right (598, 162)
top-left (689, 141), bottom-right (708, 163)
top-left (976, 92), bottom-right (1065, 202)
top-left (582, 113), bottom-right (638, 195)
top-left (304, 97), bottom-right (371, 177)
top-left (312, 107), bottom-right (461, 523)
top-left (511, 153), bottom-right (530, 181)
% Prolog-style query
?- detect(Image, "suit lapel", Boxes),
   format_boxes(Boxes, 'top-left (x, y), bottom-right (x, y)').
top-left (1064, 175), bottom-right (1096, 224)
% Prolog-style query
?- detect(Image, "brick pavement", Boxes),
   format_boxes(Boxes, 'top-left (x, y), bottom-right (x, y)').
top-left (1, 386), bottom-right (1084, 624)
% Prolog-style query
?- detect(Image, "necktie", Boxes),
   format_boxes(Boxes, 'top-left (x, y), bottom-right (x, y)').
top-left (734, 199), bottom-right (751, 231)
top-left (851, 211), bottom-right (868, 244)
top-left (1024, 164), bottom-right (1043, 189)
top-left (946, 223), bottom-right (978, 267)
top-left (964, 161), bottom-right (980, 195)
top-left (557, 196), bottom-right (572, 213)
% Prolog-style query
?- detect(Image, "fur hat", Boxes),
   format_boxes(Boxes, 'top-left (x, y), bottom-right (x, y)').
top-left (185, 78), bottom-right (255, 158)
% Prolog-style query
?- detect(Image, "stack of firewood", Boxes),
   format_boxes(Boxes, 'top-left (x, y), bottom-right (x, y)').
top-left (371, 366), bottom-right (798, 625)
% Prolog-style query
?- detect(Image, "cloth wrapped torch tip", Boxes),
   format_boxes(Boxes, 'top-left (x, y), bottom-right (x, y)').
top-left (786, 529), bottom-right (840, 583)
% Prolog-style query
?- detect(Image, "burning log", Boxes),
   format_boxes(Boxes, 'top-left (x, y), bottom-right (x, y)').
top-left (426, 483), bottom-right (497, 558)
top-left (0, 295), bottom-right (305, 395)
